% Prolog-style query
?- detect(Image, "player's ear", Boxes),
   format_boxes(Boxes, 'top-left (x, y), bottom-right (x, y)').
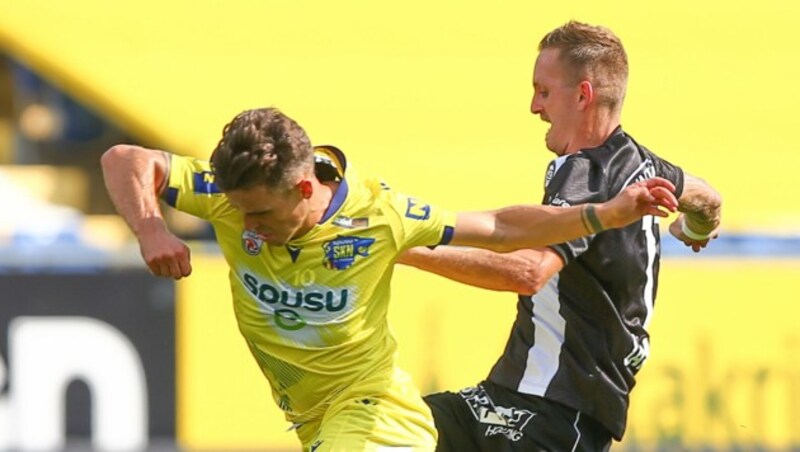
top-left (297, 179), bottom-right (313, 199)
top-left (578, 80), bottom-right (594, 109)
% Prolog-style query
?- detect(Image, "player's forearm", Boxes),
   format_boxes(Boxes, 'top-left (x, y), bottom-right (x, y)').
top-left (452, 204), bottom-right (595, 253)
top-left (678, 174), bottom-right (722, 235)
top-left (398, 246), bottom-right (547, 294)
top-left (493, 204), bottom-right (594, 251)
top-left (101, 144), bottom-right (170, 237)
top-left (452, 178), bottom-right (674, 252)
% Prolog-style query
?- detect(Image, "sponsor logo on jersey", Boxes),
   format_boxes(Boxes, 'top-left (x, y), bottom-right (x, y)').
top-left (624, 333), bottom-right (650, 371)
top-left (405, 198), bottom-right (431, 220)
top-left (192, 171), bottom-right (221, 194)
top-left (241, 230), bottom-right (264, 255)
top-left (547, 193), bottom-right (571, 207)
top-left (459, 386), bottom-right (536, 442)
top-left (322, 235), bottom-right (375, 270)
top-left (627, 159), bottom-right (657, 185)
top-left (242, 273), bottom-right (350, 330)
top-left (332, 215), bottom-right (370, 229)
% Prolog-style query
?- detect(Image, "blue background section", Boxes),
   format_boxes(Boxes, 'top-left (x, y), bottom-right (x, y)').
top-left (661, 233), bottom-right (800, 258)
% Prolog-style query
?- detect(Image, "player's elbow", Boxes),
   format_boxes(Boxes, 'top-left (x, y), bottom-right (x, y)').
top-left (101, 144), bottom-right (134, 172)
top-left (508, 258), bottom-right (551, 296)
top-left (513, 272), bottom-right (549, 296)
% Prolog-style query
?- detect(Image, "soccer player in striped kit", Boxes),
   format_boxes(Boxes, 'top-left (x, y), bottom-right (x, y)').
top-left (401, 21), bottom-right (722, 451)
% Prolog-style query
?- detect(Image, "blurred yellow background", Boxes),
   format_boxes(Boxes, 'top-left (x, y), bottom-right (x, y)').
top-left (3, 0), bottom-right (800, 230)
top-left (1, 0), bottom-right (798, 450)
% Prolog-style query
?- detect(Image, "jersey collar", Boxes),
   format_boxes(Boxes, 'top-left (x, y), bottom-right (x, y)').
top-left (313, 145), bottom-right (349, 224)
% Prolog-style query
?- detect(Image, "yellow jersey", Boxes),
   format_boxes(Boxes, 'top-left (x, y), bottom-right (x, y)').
top-left (164, 146), bottom-right (456, 425)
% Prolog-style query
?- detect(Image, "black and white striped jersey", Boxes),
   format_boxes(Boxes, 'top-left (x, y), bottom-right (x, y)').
top-left (487, 127), bottom-right (685, 440)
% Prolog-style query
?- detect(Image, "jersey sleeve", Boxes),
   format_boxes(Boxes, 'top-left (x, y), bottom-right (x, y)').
top-left (651, 153), bottom-right (685, 199)
top-left (380, 186), bottom-right (457, 251)
top-left (161, 154), bottom-right (233, 221)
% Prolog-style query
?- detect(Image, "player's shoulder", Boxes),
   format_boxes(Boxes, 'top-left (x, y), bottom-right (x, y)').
top-left (584, 128), bottom-right (662, 176)
top-left (165, 154), bottom-right (223, 202)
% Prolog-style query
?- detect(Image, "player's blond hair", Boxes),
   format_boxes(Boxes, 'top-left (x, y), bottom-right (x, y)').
top-left (540, 21), bottom-right (628, 113)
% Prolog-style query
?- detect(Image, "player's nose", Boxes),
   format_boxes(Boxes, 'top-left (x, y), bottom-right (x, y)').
top-left (531, 97), bottom-right (543, 115)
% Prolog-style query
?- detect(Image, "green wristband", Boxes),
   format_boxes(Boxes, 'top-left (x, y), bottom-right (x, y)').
top-left (582, 204), bottom-right (605, 234)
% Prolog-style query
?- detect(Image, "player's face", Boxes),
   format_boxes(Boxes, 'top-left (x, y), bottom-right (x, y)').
top-left (530, 48), bottom-right (583, 156)
top-left (226, 182), bottom-right (311, 246)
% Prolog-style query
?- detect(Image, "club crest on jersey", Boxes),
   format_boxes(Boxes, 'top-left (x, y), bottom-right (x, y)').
top-left (242, 230), bottom-right (264, 255)
top-left (322, 235), bottom-right (375, 270)
top-left (544, 155), bottom-right (568, 189)
top-left (544, 161), bottom-right (556, 188)
top-left (332, 215), bottom-right (369, 229)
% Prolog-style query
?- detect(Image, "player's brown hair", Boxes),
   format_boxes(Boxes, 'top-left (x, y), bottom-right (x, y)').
top-left (210, 107), bottom-right (313, 192)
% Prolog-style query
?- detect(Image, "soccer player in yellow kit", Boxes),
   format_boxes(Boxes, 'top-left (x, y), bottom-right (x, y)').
top-left (101, 108), bottom-right (677, 451)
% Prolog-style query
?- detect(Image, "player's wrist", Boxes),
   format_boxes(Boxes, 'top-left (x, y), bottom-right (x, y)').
top-left (681, 218), bottom-right (712, 241)
top-left (581, 204), bottom-right (606, 234)
top-left (132, 215), bottom-right (169, 238)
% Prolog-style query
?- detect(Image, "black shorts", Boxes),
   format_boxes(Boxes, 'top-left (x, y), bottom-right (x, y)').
top-left (424, 380), bottom-right (612, 452)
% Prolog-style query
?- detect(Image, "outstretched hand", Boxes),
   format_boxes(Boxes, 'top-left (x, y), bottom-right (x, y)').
top-left (600, 177), bottom-right (678, 229)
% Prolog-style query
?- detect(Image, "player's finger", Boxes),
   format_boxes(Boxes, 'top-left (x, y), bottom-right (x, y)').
top-left (652, 187), bottom-right (678, 208)
top-left (167, 259), bottom-right (184, 280)
top-left (648, 187), bottom-right (678, 211)
top-left (158, 262), bottom-right (174, 278)
top-left (647, 205), bottom-right (671, 218)
top-left (178, 255), bottom-right (192, 278)
top-left (147, 256), bottom-right (170, 277)
top-left (642, 177), bottom-right (676, 193)
top-left (146, 258), bottom-right (166, 277)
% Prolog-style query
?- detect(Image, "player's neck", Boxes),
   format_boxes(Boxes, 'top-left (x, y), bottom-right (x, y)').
top-left (307, 179), bottom-right (339, 223)
top-left (568, 116), bottom-right (620, 154)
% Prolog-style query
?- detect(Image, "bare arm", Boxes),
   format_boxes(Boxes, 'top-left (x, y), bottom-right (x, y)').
top-left (449, 177), bottom-right (678, 252)
top-left (398, 246), bottom-right (564, 295)
top-left (668, 173), bottom-right (723, 252)
top-left (101, 144), bottom-right (192, 279)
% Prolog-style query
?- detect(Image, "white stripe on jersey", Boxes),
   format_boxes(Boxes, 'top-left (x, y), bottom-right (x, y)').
top-left (641, 215), bottom-right (658, 329)
top-left (519, 275), bottom-right (566, 395)
top-left (570, 411), bottom-right (582, 452)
